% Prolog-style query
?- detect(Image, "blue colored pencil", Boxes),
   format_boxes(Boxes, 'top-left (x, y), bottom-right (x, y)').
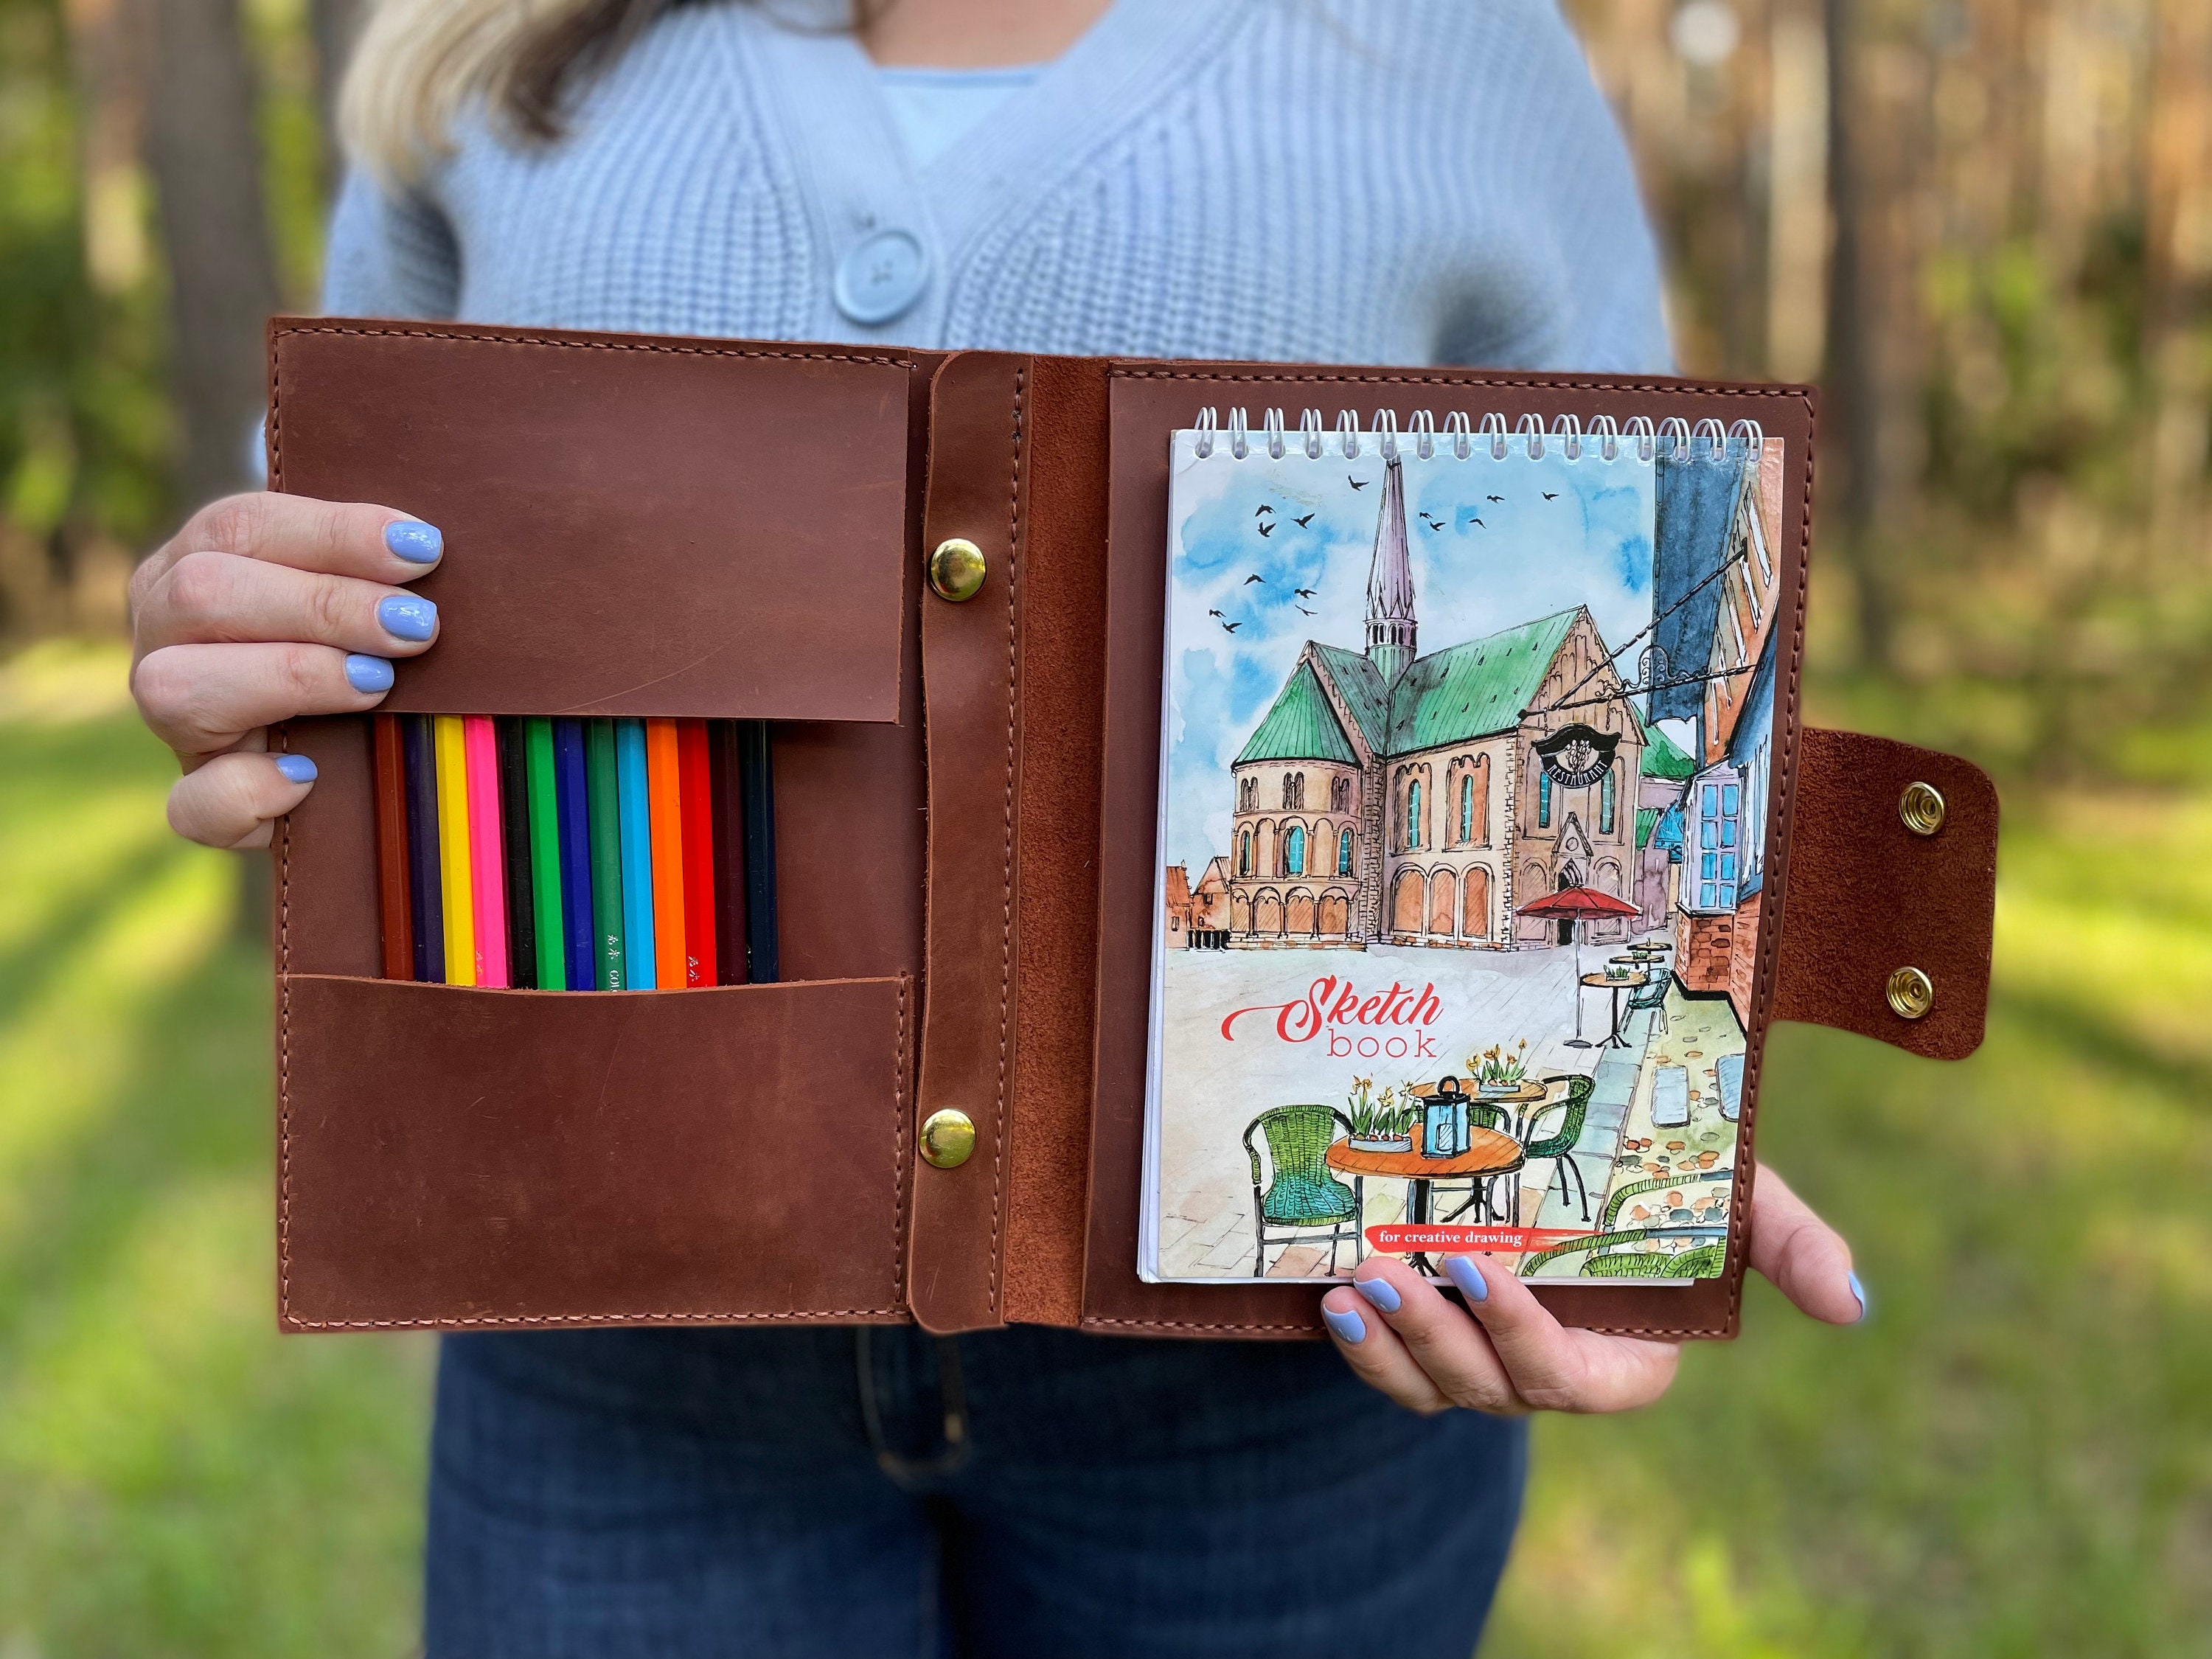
top-left (616, 717), bottom-right (657, 989)
top-left (553, 719), bottom-right (595, 990)
top-left (402, 713), bottom-right (444, 983)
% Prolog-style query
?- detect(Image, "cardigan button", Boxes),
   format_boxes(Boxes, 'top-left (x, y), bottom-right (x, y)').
top-left (833, 229), bottom-right (928, 325)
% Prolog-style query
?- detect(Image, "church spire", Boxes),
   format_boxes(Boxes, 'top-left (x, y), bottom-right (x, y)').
top-left (1364, 451), bottom-right (1417, 684)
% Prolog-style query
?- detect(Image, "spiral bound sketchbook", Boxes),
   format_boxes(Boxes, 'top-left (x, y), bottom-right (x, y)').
top-left (1141, 409), bottom-right (1785, 1287)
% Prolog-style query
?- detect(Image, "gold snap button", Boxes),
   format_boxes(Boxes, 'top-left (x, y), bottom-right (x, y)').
top-left (928, 538), bottom-right (987, 602)
top-left (919, 1107), bottom-right (977, 1169)
top-left (1885, 966), bottom-right (1935, 1020)
top-left (1899, 781), bottom-right (1946, 836)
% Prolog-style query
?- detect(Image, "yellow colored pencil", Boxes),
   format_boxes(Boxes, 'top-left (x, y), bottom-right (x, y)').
top-left (434, 713), bottom-right (477, 986)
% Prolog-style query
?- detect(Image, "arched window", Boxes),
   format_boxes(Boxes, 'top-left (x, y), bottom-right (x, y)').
top-left (1406, 780), bottom-right (1422, 849)
top-left (1539, 771), bottom-right (1552, 829)
top-left (1601, 766), bottom-right (1618, 835)
top-left (1284, 824), bottom-right (1306, 875)
top-left (1459, 775), bottom-right (1474, 844)
top-left (1239, 776), bottom-right (1256, 812)
top-left (1238, 829), bottom-right (1252, 877)
top-left (1331, 776), bottom-right (1350, 812)
top-left (1338, 829), bottom-right (1354, 875)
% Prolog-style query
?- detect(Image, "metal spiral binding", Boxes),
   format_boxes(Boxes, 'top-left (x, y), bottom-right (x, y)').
top-left (1183, 406), bottom-right (1763, 462)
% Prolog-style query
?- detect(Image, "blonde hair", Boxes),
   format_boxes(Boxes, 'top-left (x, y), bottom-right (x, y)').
top-left (339, 0), bottom-right (661, 185)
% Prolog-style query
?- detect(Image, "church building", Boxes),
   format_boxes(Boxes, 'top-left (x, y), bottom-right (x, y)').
top-left (1222, 453), bottom-right (1644, 950)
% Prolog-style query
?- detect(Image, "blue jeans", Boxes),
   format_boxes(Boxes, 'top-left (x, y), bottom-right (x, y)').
top-left (425, 1325), bottom-right (1525, 1658)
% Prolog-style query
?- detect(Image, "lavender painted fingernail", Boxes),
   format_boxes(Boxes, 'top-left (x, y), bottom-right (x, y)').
top-left (1322, 1304), bottom-right (1367, 1344)
top-left (345, 653), bottom-right (394, 693)
top-left (274, 754), bottom-right (318, 784)
top-left (1353, 1276), bottom-right (1401, 1313)
top-left (1444, 1255), bottom-right (1489, 1303)
top-left (1848, 1270), bottom-right (1869, 1323)
top-left (378, 594), bottom-right (437, 641)
top-left (384, 520), bottom-right (442, 563)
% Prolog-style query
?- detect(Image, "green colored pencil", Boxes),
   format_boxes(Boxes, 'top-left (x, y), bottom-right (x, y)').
top-left (585, 717), bottom-right (625, 990)
top-left (524, 717), bottom-right (566, 990)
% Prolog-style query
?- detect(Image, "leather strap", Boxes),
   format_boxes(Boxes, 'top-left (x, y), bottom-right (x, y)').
top-left (1773, 728), bottom-right (1997, 1059)
top-left (908, 351), bottom-right (1031, 1333)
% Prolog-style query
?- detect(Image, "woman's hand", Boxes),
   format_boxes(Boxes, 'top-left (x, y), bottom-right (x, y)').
top-left (130, 493), bottom-right (445, 849)
top-left (1320, 1164), bottom-right (1863, 1414)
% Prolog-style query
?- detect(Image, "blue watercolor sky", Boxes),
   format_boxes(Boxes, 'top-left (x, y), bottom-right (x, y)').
top-left (1164, 432), bottom-right (1658, 874)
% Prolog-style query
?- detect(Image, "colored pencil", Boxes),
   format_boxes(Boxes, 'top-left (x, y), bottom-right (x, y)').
top-left (554, 718), bottom-right (596, 990)
top-left (645, 717), bottom-right (687, 987)
top-left (585, 719), bottom-right (625, 990)
top-left (678, 720), bottom-right (716, 986)
top-left (709, 720), bottom-right (748, 985)
top-left (739, 719), bottom-right (778, 982)
top-left (403, 714), bottom-right (443, 983)
top-left (463, 715), bottom-right (507, 987)
top-left (370, 715), bottom-right (412, 980)
top-left (524, 717), bottom-right (566, 990)
top-left (616, 717), bottom-right (657, 989)
top-left (434, 714), bottom-right (476, 986)
top-left (497, 716), bottom-right (537, 990)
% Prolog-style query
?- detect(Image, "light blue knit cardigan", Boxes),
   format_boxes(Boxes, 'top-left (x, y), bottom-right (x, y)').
top-left (324, 0), bottom-right (1670, 372)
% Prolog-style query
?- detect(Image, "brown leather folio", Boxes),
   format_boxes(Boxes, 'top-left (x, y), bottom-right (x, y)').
top-left (265, 318), bottom-right (1997, 1342)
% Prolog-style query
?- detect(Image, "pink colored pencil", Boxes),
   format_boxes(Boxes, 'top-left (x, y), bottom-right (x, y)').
top-left (463, 715), bottom-right (509, 986)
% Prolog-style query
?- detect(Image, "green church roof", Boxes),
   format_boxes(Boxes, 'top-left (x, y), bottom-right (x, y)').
top-left (1234, 661), bottom-right (1358, 765)
top-left (1307, 644), bottom-right (1392, 755)
top-left (1384, 611), bottom-right (1579, 752)
top-left (1640, 718), bottom-right (1697, 779)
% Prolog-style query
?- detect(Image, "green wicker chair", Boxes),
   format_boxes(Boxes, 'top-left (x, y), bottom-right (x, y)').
top-left (1242, 1105), bottom-right (1362, 1277)
top-left (1624, 971), bottom-right (1671, 1034)
top-left (1521, 1074), bottom-right (1597, 1223)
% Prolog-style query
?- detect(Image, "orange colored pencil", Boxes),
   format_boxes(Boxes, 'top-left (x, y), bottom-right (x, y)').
top-left (645, 717), bottom-right (686, 987)
top-left (677, 720), bottom-right (717, 985)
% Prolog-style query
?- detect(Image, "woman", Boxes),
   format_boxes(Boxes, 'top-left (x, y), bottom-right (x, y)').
top-left (128, 1), bottom-right (1865, 1652)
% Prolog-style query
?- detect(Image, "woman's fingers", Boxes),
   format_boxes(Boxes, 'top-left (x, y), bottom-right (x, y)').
top-left (166, 748), bottom-right (321, 850)
top-left (1344, 1260), bottom-right (1525, 1413)
top-left (133, 641), bottom-right (395, 757)
top-left (1747, 1165), bottom-right (1865, 1324)
top-left (133, 549), bottom-right (439, 658)
top-left (1441, 1254), bottom-right (1680, 1413)
top-left (1319, 1285), bottom-right (1458, 1413)
top-left (131, 493), bottom-right (442, 605)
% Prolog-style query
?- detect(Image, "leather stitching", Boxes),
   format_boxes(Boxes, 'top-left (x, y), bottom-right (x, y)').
top-left (990, 363), bottom-right (1026, 1319)
top-left (268, 320), bottom-right (914, 370)
top-left (276, 749), bottom-right (293, 1321)
top-left (1107, 367), bottom-right (1812, 397)
top-left (893, 973), bottom-right (910, 1303)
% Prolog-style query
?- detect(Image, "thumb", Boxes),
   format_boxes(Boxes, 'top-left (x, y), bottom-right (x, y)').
top-left (1746, 1164), bottom-right (1865, 1325)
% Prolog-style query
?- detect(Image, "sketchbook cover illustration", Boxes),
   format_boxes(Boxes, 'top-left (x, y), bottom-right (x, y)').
top-left (1141, 415), bottom-right (1786, 1286)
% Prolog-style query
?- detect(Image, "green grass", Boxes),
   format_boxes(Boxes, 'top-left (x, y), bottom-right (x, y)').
top-left (2, 641), bottom-right (2207, 1655)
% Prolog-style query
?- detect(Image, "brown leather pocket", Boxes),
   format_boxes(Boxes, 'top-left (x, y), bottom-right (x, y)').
top-left (276, 973), bottom-right (912, 1330)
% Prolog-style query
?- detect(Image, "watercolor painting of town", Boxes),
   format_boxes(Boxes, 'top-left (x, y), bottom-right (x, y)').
top-left (1141, 412), bottom-right (1787, 1284)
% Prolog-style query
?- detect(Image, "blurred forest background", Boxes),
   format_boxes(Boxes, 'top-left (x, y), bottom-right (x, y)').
top-left (1, 0), bottom-right (2208, 1653)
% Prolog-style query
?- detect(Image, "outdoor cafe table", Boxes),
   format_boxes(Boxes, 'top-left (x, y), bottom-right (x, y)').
top-left (1325, 1131), bottom-right (1525, 1276)
top-left (1580, 970), bottom-right (1650, 1050)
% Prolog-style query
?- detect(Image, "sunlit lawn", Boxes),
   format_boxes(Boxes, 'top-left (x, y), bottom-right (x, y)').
top-left (1, 641), bottom-right (2206, 1657)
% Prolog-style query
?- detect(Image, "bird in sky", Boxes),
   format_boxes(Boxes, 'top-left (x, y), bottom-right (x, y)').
top-left (1349, 476), bottom-right (1368, 490)
top-left (1470, 517), bottom-right (1485, 529)
top-left (1293, 512), bottom-right (1315, 527)
top-left (1220, 619), bottom-right (1242, 633)
top-left (1208, 608), bottom-right (1225, 618)
top-left (1543, 491), bottom-right (1559, 501)
top-left (1294, 587), bottom-right (1317, 598)
top-left (1243, 573), bottom-right (1265, 585)
top-left (1419, 512), bottom-right (1444, 530)
top-left (1258, 521), bottom-right (1276, 537)
top-left (1487, 494), bottom-right (1504, 503)
top-left (1255, 504), bottom-right (1273, 517)
top-left (1295, 605), bottom-right (1316, 616)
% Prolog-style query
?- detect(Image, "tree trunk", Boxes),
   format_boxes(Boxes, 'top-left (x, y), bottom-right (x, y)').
top-left (144, 0), bottom-right (281, 515)
top-left (1822, 0), bottom-right (1891, 669)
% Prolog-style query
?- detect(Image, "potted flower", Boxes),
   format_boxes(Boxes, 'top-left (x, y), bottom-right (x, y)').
top-left (1346, 1077), bottom-right (1415, 1152)
top-left (1467, 1040), bottom-right (1531, 1099)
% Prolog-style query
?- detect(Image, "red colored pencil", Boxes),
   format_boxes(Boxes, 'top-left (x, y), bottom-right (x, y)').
top-left (678, 720), bottom-right (717, 985)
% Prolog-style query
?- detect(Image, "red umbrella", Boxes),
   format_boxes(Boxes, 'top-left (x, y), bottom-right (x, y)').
top-left (1518, 886), bottom-right (1641, 1046)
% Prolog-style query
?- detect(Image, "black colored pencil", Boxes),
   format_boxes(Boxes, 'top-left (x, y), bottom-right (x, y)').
top-left (401, 713), bottom-right (444, 983)
top-left (738, 719), bottom-right (777, 983)
top-left (708, 721), bottom-right (748, 984)
top-left (495, 715), bottom-right (537, 989)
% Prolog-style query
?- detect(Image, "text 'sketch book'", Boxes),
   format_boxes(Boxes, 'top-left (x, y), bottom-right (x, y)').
top-left (1142, 414), bottom-right (1786, 1289)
